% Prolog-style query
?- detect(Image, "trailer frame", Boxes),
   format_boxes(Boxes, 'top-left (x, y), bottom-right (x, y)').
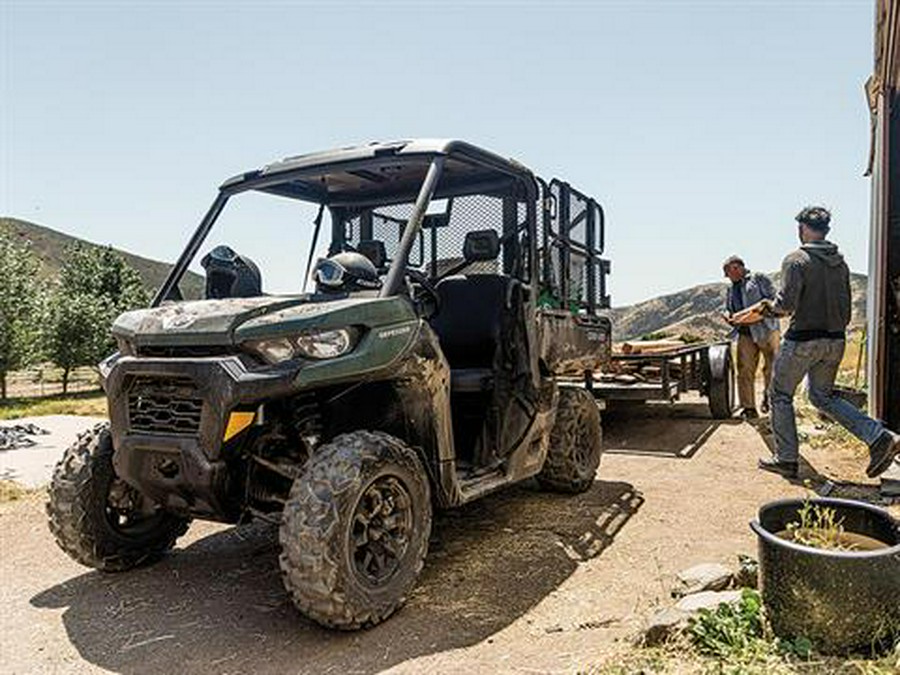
top-left (583, 341), bottom-right (736, 419)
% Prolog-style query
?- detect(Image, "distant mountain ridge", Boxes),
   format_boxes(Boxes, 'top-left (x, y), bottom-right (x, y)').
top-left (0, 217), bottom-right (203, 298)
top-left (606, 272), bottom-right (868, 342)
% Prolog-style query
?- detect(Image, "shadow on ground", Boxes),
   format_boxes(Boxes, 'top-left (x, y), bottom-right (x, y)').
top-left (603, 400), bottom-right (740, 459)
top-left (31, 479), bottom-right (642, 675)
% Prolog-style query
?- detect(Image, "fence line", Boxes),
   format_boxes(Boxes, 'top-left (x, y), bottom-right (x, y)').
top-left (5, 366), bottom-right (102, 399)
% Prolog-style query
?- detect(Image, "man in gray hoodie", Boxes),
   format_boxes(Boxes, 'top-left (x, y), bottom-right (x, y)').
top-left (756, 206), bottom-right (900, 479)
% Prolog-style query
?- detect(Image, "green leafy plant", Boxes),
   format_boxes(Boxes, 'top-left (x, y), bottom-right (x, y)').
top-left (688, 589), bottom-right (774, 664)
top-left (639, 331), bottom-right (670, 341)
top-left (679, 332), bottom-right (705, 345)
top-left (777, 635), bottom-right (813, 660)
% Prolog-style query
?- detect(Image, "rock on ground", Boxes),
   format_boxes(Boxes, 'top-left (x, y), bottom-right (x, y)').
top-left (672, 562), bottom-right (733, 597)
top-left (644, 589), bottom-right (745, 646)
top-left (674, 590), bottom-right (743, 613)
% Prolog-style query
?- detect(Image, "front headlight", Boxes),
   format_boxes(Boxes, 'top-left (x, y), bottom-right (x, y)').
top-left (295, 328), bottom-right (355, 360)
top-left (244, 328), bottom-right (359, 364)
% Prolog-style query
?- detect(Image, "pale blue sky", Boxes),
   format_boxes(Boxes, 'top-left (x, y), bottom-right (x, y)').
top-left (1, 0), bottom-right (876, 305)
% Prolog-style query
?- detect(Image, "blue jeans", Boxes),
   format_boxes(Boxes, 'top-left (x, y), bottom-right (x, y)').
top-left (770, 338), bottom-right (884, 462)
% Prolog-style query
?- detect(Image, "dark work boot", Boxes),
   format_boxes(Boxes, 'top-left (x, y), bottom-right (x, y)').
top-left (866, 430), bottom-right (900, 478)
top-left (758, 458), bottom-right (799, 479)
top-left (741, 408), bottom-right (759, 420)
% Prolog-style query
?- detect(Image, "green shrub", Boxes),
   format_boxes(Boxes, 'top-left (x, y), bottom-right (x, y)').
top-left (688, 589), bottom-right (773, 663)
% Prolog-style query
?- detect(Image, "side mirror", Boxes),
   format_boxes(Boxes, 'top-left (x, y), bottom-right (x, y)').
top-left (422, 198), bottom-right (451, 230)
top-left (463, 230), bottom-right (500, 263)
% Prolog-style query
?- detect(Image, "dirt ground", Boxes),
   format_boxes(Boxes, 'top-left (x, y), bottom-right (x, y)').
top-left (1, 398), bottom-right (896, 675)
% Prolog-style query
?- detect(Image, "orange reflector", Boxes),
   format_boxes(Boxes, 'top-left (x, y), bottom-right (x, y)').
top-left (223, 411), bottom-right (255, 441)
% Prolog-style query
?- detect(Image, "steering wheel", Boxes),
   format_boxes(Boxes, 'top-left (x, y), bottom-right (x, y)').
top-left (404, 268), bottom-right (441, 316)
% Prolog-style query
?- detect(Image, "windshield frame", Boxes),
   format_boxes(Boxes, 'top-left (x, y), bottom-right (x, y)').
top-left (153, 145), bottom-right (537, 308)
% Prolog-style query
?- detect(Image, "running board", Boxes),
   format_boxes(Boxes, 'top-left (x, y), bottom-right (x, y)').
top-left (456, 468), bottom-right (509, 502)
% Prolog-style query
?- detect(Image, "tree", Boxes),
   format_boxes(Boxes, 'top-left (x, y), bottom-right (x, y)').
top-left (47, 293), bottom-right (113, 394)
top-left (0, 227), bottom-right (45, 400)
top-left (47, 244), bottom-right (150, 393)
top-left (58, 244), bottom-right (149, 312)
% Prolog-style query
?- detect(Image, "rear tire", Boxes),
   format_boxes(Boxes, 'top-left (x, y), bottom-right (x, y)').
top-left (278, 431), bottom-right (432, 630)
top-left (47, 423), bottom-right (189, 572)
top-left (707, 345), bottom-right (736, 420)
top-left (538, 387), bottom-right (602, 493)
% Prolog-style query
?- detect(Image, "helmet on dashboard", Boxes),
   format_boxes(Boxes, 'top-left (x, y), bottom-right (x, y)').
top-left (201, 245), bottom-right (262, 299)
top-left (314, 251), bottom-right (382, 293)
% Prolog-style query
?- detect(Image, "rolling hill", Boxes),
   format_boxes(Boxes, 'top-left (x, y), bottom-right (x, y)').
top-left (606, 272), bottom-right (868, 342)
top-left (1, 217), bottom-right (203, 298)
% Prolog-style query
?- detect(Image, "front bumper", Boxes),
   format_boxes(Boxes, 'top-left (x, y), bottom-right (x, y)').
top-left (105, 354), bottom-right (299, 519)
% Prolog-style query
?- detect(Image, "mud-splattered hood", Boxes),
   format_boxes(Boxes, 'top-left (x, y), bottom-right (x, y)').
top-left (113, 294), bottom-right (416, 347)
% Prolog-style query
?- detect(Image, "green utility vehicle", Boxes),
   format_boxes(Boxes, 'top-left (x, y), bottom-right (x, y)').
top-left (47, 140), bottom-right (612, 629)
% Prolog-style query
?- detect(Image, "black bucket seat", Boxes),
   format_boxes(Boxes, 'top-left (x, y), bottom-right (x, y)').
top-left (429, 274), bottom-right (512, 392)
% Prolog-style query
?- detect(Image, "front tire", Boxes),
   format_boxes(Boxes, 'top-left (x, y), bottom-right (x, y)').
top-left (537, 387), bottom-right (603, 493)
top-left (278, 431), bottom-right (432, 630)
top-left (47, 423), bottom-right (190, 572)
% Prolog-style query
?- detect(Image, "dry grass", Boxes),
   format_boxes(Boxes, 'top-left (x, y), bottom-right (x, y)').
top-left (0, 391), bottom-right (108, 420)
top-left (795, 396), bottom-right (869, 456)
top-left (0, 480), bottom-right (41, 503)
top-left (836, 331), bottom-right (867, 390)
top-left (589, 640), bottom-right (899, 675)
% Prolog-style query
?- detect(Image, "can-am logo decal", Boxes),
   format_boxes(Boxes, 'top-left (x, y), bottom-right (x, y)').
top-left (377, 325), bottom-right (412, 339)
top-left (161, 313), bottom-right (197, 330)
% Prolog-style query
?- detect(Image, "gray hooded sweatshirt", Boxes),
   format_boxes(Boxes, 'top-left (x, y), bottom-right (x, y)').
top-left (774, 240), bottom-right (851, 341)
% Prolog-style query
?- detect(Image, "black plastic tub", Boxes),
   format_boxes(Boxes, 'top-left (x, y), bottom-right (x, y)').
top-left (750, 498), bottom-right (900, 654)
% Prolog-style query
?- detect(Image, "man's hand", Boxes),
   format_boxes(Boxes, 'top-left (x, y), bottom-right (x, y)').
top-left (721, 312), bottom-right (735, 326)
top-left (754, 299), bottom-right (775, 317)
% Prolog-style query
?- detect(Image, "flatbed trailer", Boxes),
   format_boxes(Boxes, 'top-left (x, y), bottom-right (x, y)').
top-left (580, 341), bottom-right (736, 419)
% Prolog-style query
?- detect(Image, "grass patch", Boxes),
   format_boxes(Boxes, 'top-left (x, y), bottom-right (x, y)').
top-left (0, 390), bottom-right (107, 420)
top-left (589, 591), bottom-right (899, 675)
top-left (794, 394), bottom-right (868, 456)
top-left (591, 647), bottom-right (899, 674)
top-left (805, 422), bottom-right (868, 455)
top-left (0, 480), bottom-right (40, 503)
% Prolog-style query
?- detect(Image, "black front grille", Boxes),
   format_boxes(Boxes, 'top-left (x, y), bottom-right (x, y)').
top-left (126, 376), bottom-right (203, 436)
top-left (136, 345), bottom-right (234, 358)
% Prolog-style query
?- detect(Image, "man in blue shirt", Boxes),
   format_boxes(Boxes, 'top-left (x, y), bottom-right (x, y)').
top-left (723, 255), bottom-right (780, 419)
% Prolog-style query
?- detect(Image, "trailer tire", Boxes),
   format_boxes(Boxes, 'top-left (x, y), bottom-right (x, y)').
top-left (279, 431), bottom-right (432, 630)
top-left (47, 423), bottom-right (189, 572)
top-left (538, 387), bottom-right (602, 493)
top-left (706, 344), bottom-right (735, 420)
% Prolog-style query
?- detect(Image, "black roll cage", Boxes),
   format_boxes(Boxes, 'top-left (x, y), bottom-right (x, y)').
top-left (153, 142), bottom-right (610, 314)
